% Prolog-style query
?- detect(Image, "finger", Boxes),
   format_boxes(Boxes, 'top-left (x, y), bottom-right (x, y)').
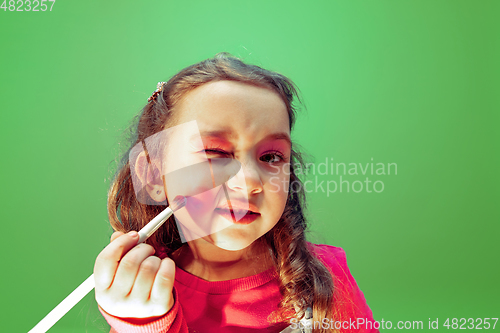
top-left (150, 258), bottom-right (175, 308)
top-left (94, 231), bottom-right (139, 291)
top-left (111, 243), bottom-right (156, 296)
top-left (129, 256), bottom-right (161, 301)
top-left (110, 231), bottom-right (124, 243)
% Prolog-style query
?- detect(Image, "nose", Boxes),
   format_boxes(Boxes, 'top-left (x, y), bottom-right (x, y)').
top-left (226, 159), bottom-right (263, 195)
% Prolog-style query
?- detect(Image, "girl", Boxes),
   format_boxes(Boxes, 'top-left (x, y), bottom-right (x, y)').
top-left (94, 53), bottom-right (378, 333)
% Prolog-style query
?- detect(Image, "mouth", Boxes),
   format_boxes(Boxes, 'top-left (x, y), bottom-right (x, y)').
top-left (215, 207), bottom-right (261, 224)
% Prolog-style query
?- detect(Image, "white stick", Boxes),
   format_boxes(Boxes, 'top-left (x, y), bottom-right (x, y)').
top-left (28, 274), bottom-right (95, 333)
top-left (138, 207), bottom-right (173, 243)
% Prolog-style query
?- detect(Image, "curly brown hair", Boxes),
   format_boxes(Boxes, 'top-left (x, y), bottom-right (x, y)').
top-left (107, 53), bottom-right (335, 332)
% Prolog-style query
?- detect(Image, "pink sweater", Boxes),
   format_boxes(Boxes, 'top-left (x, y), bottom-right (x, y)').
top-left (99, 244), bottom-right (378, 332)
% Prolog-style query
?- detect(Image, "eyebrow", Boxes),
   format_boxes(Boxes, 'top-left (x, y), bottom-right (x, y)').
top-left (198, 129), bottom-right (237, 141)
top-left (195, 130), bottom-right (291, 146)
top-left (262, 132), bottom-right (292, 146)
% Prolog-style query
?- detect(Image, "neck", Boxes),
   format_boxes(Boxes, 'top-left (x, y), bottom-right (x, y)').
top-left (171, 238), bottom-right (274, 281)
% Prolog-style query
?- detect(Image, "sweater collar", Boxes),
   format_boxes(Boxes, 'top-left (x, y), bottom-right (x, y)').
top-left (174, 266), bottom-right (278, 294)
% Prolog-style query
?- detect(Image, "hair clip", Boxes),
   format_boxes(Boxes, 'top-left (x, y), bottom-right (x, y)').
top-left (148, 82), bottom-right (166, 102)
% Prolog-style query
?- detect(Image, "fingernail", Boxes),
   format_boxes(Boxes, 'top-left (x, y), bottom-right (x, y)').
top-left (128, 231), bottom-right (138, 237)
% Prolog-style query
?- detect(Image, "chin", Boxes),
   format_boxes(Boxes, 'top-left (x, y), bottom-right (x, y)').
top-left (210, 232), bottom-right (256, 251)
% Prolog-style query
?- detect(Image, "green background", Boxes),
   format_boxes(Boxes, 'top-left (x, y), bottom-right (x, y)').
top-left (1, 0), bottom-right (498, 332)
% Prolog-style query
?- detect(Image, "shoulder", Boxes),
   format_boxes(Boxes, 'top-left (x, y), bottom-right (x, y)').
top-left (306, 242), bottom-right (360, 291)
top-left (306, 242), bottom-right (350, 278)
top-left (306, 242), bottom-right (361, 298)
top-left (306, 242), bottom-right (377, 329)
top-left (306, 242), bottom-right (346, 260)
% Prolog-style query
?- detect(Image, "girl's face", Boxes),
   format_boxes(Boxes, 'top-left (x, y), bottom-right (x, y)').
top-left (165, 80), bottom-right (291, 251)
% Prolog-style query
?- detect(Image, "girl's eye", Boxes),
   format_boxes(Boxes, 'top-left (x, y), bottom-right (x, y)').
top-left (203, 148), bottom-right (286, 163)
top-left (260, 152), bottom-right (285, 164)
top-left (203, 148), bottom-right (231, 157)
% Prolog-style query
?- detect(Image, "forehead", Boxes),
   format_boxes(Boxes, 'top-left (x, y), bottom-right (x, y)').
top-left (173, 80), bottom-right (290, 141)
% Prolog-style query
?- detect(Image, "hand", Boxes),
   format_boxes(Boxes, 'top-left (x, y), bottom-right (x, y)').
top-left (94, 231), bottom-right (175, 319)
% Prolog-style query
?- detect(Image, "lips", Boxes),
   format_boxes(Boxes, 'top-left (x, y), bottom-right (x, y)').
top-left (215, 200), bottom-right (260, 224)
top-left (215, 208), bottom-right (260, 224)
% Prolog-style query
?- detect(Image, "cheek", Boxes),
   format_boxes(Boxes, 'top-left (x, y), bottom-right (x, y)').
top-left (263, 170), bottom-right (290, 214)
top-left (264, 162), bottom-right (290, 191)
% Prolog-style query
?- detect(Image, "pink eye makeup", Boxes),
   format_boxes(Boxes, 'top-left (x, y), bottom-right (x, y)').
top-left (198, 136), bottom-right (233, 156)
top-left (195, 131), bottom-right (291, 166)
top-left (258, 141), bottom-right (290, 164)
top-left (259, 150), bottom-right (287, 163)
top-left (203, 147), bottom-right (232, 157)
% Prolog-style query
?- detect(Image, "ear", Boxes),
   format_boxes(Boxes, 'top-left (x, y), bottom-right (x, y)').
top-left (134, 151), bottom-right (167, 203)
